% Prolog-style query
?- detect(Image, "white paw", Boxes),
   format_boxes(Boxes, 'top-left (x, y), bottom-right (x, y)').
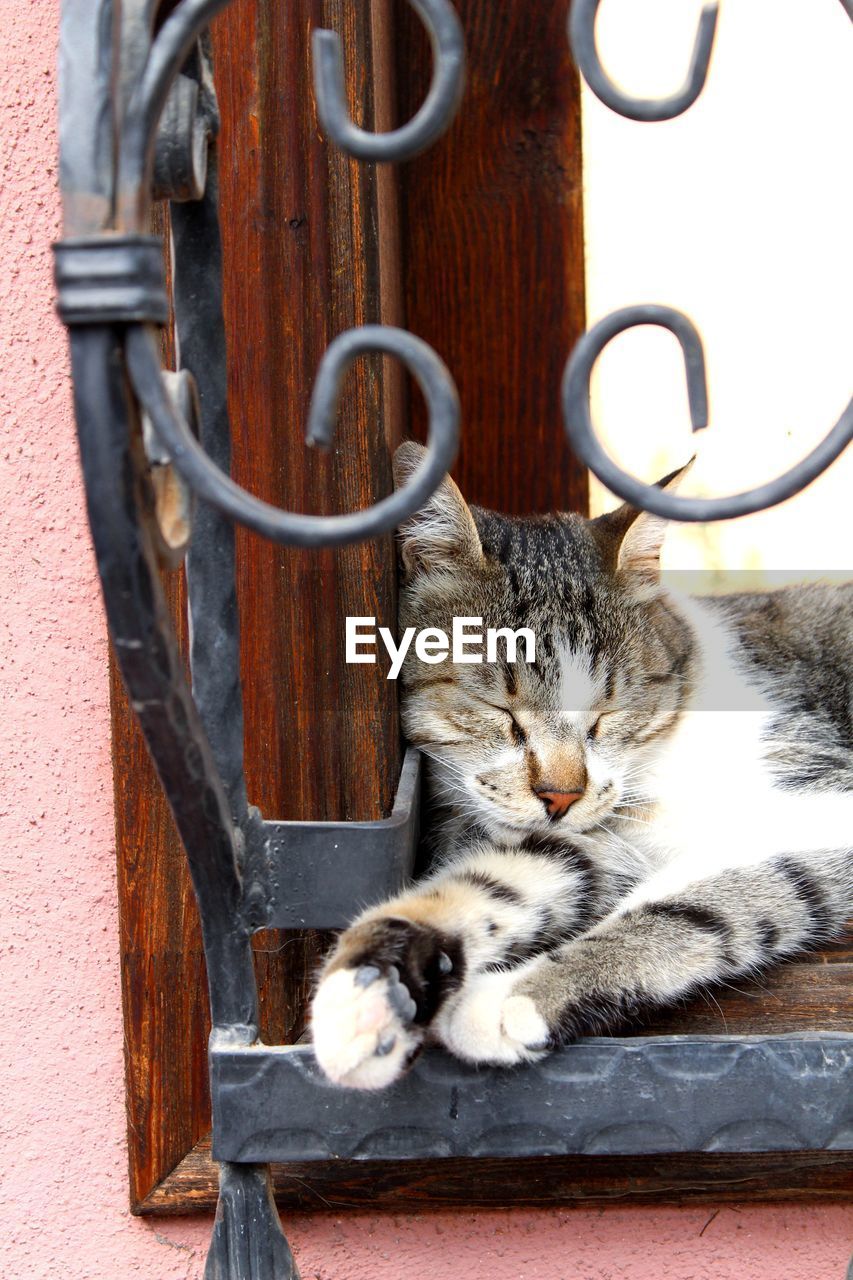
top-left (311, 965), bottom-right (421, 1090)
top-left (435, 970), bottom-right (550, 1066)
top-left (502, 994), bottom-right (550, 1047)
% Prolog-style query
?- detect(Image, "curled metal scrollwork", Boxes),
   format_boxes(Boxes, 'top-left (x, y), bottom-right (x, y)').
top-left (312, 0), bottom-right (466, 161)
top-left (112, 0), bottom-right (461, 547)
top-left (117, 0), bottom-right (231, 230)
top-left (569, 0), bottom-right (719, 122)
top-left (562, 304), bottom-right (853, 522)
top-left (151, 72), bottom-right (212, 202)
top-left (128, 323), bottom-right (460, 548)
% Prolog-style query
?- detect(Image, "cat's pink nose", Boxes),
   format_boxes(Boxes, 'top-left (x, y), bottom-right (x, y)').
top-left (535, 789), bottom-right (584, 820)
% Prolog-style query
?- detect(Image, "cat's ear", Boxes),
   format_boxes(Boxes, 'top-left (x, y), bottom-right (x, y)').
top-left (593, 459), bottom-right (694, 581)
top-left (393, 441), bottom-right (483, 577)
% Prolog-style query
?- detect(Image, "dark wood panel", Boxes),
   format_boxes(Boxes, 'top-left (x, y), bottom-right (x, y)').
top-left (213, 0), bottom-right (405, 1052)
top-left (216, 0), bottom-right (403, 833)
top-left (641, 955), bottom-right (853, 1037)
top-left (111, 199), bottom-right (211, 1211)
top-left (112, 647), bottom-right (211, 1212)
top-left (399, 0), bottom-right (588, 515)
top-left (139, 1135), bottom-right (852, 1215)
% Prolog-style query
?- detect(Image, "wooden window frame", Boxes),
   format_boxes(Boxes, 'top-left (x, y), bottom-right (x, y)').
top-left (113, 0), bottom-right (852, 1215)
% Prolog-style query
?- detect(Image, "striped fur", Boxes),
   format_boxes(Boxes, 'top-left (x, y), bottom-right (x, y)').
top-left (311, 445), bottom-right (852, 1088)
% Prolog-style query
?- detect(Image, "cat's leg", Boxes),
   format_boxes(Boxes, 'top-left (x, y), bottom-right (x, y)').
top-left (310, 841), bottom-right (599, 1089)
top-left (437, 849), bottom-right (852, 1065)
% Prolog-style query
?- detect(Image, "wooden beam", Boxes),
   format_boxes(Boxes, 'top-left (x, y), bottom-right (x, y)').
top-left (138, 1134), bottom-right (853, 1216)
top-left (399, 0), bottom-right (589, 515)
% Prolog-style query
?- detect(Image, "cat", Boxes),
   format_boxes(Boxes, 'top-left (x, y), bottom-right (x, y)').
top-left (310, 441), bottom-right (853, 1090)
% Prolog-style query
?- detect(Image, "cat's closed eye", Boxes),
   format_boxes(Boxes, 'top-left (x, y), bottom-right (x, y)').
top-left (507, 713), bottom-right (526, 746)
top-left (588, 710), bottom-right (618, 741)
top-left (476, 698), bottom-right (527, 746)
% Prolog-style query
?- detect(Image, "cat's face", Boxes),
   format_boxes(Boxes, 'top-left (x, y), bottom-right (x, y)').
top-left (395, 443), bottom-right (695, 842)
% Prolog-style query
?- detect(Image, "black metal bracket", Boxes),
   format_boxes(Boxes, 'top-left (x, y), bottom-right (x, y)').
top-left (211, 1034), bottom-right (853, 1163)
top-left (259, 749), bottom-right (421, 930)
top-left (54, 234), bottom-right (169, 325)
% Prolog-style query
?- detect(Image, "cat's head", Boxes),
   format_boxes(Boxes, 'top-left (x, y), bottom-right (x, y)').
top-left (394, 441), bottom-right (696, 842)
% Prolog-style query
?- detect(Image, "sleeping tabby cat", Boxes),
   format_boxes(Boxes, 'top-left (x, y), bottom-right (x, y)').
top-left (311, 442), bottom-right (853, 1089)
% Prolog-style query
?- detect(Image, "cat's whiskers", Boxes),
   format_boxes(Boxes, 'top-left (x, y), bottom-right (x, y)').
top-left (610, 811), bottom-right (654, 827)
top-left (421, 750), bottom-right (471, 786)
top-left (589, 821), bottom-right (654, 876)
top-left (431, 775), bottom-right (503, 827)
top-left (697, 988), bottom-right (729, 1034)
top-left (619, 764), bottom-right (653, 781)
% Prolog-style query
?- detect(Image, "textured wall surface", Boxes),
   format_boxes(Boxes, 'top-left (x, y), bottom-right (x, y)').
top-left (0, 2), bottom-right (850, 1278)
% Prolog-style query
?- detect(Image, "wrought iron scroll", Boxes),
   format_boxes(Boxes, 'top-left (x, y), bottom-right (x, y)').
top-left (126, 322), bottom-right (461, 547)
top-left (569, 0), bottom-right (719, 122)
top-left (563, 3), bottom-right (853, 521)
top-left (313, 0), bottom-right (466, 160)
top-left (562, 305), bottom-right (853, 522)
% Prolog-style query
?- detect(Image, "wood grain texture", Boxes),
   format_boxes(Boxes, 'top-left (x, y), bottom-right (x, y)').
top-left (140, 1140), bottom-right (853, 1216)
top-left (110, 199), bottom-right (212, 1211)
top-left (398, 0), bottom-right (588, 515)
top-left (212, 0), bottom-right (404, 1048)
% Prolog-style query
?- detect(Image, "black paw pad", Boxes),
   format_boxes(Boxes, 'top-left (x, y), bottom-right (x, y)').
top-left (341, 917), bottom-right (464, 1025)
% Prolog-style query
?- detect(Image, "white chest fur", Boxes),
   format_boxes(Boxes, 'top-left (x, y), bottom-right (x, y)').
top-left (613, 595), bottom-right (852, 910)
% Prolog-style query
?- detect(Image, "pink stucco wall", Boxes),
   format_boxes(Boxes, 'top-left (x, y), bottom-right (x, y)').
top-left (0, 3), bottom-right (849, 1277)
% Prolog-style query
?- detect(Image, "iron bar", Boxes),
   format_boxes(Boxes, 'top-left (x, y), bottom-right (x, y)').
top-left (562, 304), bottom-right (853, 522)
top-left (569, 0), bottom-right (719, 122)
top-left (313, 0), bottom-right (466, 160)
top-left (57, 0), bottom-right (115, 236)
top-left (128, 322), bottom-right (461, 548)
top-left (118, 0), bottom-right (231, 229)
top-left (211, 1034), bottom-right (853, 1163)
top-left (68, 324), bottom-right (259, 1032)
top-left (171, 153), bottom-right (252, 832)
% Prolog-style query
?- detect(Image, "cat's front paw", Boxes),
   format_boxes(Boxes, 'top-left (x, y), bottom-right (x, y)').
top-left (311, 962), bottom-right (421, 1090)
top-left (311, 915), bottom-right (461, 1089)
top-left (435, 969), bottom-right (552, 1067)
